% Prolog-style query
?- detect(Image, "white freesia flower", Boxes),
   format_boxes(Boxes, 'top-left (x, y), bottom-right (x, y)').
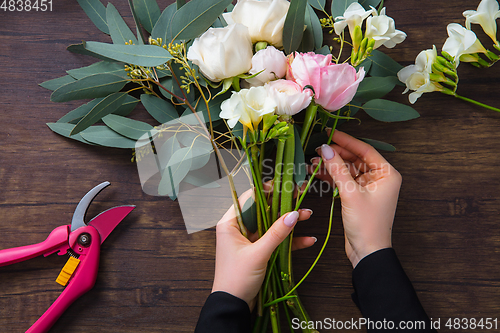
top-left (334, 2), bottom-right (375, 38)
top-left (398, 46), bottom-right (441, 104)
top-left (442, 23), bottom-right (488, 64)
top-left (246, 46), bottom-right (287, 87)
top-left (463, 0), bottom-right (500, 45)
top-left (265, 80), bottom-right (312, 116)
top-left (222, 0), bottom-right (290, 48)
top-left (187, 24), bottom-right (253, 82)
top-left (219, 86), bottom-right (277, 130)
top-left (365, 7), bottom-right (406, 49)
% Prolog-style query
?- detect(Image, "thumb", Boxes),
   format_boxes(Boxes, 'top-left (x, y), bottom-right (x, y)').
top-left (320, 144), bottom-right (356, 196)
top-left (255, 211), bottom-right (299, 256)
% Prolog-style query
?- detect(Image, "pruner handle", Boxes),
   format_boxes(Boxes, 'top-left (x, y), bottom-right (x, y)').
top-left (0, 225), bottom-right (70, 268)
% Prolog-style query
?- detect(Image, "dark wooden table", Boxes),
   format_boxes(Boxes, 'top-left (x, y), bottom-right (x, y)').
top-left (1, 0), bottom-right (499, 332)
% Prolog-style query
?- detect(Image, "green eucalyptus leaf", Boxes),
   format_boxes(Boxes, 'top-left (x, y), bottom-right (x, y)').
top-left (84, 41), bottom-right (173, 67)
top-left (309, 5), bottom-right (323, 50)
top-left (113, 95), bottom-right (140, 116)
top-left (283, 0), bottom-right (307, 54)
top-left (57, 98), bottom-right (103, 124)
top-left (141, 94), bottom-right (179, 123)
top-left (102, 114), bottom-right (154, 140)
top-left (298, 4), bottom-right (314, 52)
top-left (39, 75), bottom-right (76, 91)
top-left (357, 57), bottom-right (372, 73)
top-left (359, 0), bottom-right (382, 10)
top-left (67, 43), bottom-right (117, 62)
top-left (191, 90), bottom-right (230, 124)
top-left (315, 45), bottom-right (331, 55)
top-left (361, 99), bottom-right (420, 122)
top-left (189, 147), bottom-right (212, 171)
top-left (151, 3), bottom-right (177, 42)
top-left (176, 0), bottom-right (185, 9)
top-left (368, 50), bottom-right (404, 78)
top-left (354, 76), bottom-right (398, 102)
top-left (132, 0), bottom-right (161, 33)
top-left (171, 61), bottom-right (195, 104)
top-left (360, 137), bottom-right (396, 151)
top-left (307, 0), bottom-right (326, 11)
top-left (170, 0), bottom-right (233, 41)
top-left (77, 0), bottom-right (109, 34)
top-left (293, 126), bottom-right (307, 187)
top-left (177, 131), bottom-right (212, 151)
top-left (46, 123), bottom-right (91, 144)
top-left (80, 126), bottom-right (137, 148)
top-left (158, 135), bottom-right (181, 170)
top-left (66, 61), bottom-right (128, 80)
top-left (72, 92), bottom-right (129, 135)
top-left (159, 147), bottom-right (193, 196)
top-left (107, 3), bottom-right (138, 45)
top-left (50, 73), bottom-right (128, 102)
top-left (331, 0), bottom-right (357, 19)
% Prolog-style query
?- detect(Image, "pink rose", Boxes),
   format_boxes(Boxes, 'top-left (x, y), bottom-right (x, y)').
top-left (265, 79), bottom-right (312, 116)
top-left (287, 52), bottom-right (365, 111)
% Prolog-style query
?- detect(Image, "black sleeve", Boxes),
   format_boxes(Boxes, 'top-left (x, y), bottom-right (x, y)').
top-left (352, 248), bottom-right (437, 332)
top-left (194, 291), bottom-right (251, 333)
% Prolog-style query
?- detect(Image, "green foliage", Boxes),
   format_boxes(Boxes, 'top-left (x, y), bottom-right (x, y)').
top-left (107, 3), bottom-right (138, 45)
top-left (77, 0), bottom-right (109, 34)
top-left (331, 0), bottom-right (357, 19)
top-left (66, 61), bottom-right (128, 80)
top-left (359, 0), bottom-right (382, 10)
top-left (39, 75), bottom-right (75, 91)
top-left (362, 99), bottom-right (420, 122)
top-left (132, 0), bottom-right (161, 33)
top-left (141, 94), bottom-right (179, 123)
top-left (283, 0), bottom-right (307, 54)
top-left (151, 3), bottom-right (177, 42)
top-left (307, 0), bottom-right (326, 11)
top-left (102, 114), bottom-right (154, 140)
top-left (50, 73), bottom-right (128, 102)
top-left (354, 76), bottom-right (399, 102)
top-left (169, 0), bottom-right (232, 41)
top-left (84, 42), bottom-right (173, 66)
top-left (368, 50), bottom-right (404, 78)
top-left (80, 126), bottom-right (138, 148)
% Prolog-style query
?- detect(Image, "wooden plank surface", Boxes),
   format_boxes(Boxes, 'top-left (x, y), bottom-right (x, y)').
top-left (1, 0), bottom-right (500, 332)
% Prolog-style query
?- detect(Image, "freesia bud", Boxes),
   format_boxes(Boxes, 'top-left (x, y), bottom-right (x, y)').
top-left (353, 25), bottom-right (363, 51)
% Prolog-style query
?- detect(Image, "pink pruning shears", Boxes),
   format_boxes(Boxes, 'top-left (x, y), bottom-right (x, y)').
top-left (0, 181), bottom-right (135, 333)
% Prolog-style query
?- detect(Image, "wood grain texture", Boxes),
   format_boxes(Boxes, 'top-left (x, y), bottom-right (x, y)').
top-left (1, 0), bottom-right (499, 332)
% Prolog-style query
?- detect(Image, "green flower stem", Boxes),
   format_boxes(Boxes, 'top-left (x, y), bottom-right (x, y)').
top-left (451, 93), bottom-right (500, 113)
top-left (295, 110), bottom-right (340, 211)
top-left (271, 140), bottom-right (285, 222)
top-left (267, 188), bottom-right (337, 307)
top-left (300, 103), bottom-right (318, 148)
top-left (277, 124), bottom-right (314, 332)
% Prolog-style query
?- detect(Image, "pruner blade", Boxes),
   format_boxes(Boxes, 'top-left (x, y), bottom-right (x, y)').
top-left (71, 181), bottom-right (111, 232)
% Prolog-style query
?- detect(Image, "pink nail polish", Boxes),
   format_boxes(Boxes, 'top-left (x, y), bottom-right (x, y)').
top-left (321, 144), bottom-right (335, 160)
top-left (283, 211), bottom-right (299, 227)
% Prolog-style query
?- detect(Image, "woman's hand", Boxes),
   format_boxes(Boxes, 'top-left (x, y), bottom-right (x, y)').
top-left (211, 190), bottom-right (314, 309)
top-left (309, 130), bottom-right (402, 268)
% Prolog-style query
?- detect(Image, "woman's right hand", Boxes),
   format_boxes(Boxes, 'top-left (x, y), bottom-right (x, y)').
top-left (309, 130), bottom-right (402, 267)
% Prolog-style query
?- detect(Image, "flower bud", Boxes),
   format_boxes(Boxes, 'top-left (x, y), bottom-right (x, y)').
top-left (352, 25), bottom-right (363, 51)
top-left (255, 41), bottom-right (268, 53)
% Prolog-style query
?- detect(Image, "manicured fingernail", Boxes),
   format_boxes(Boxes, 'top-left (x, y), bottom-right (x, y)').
top-left (321, 144), bottom-right (335, 160)
top-left (302, 208), bottom-right (313, 216)
top-left (310, 157), bottom-right (319, 165)
top-left (283, 211), bottom-right (299, 227)
top-left (311, 237), bottom-right (318, 243)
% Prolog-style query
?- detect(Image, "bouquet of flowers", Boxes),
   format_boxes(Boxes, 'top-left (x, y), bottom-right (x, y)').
top-left (41, 0), bottom-right (419, 331)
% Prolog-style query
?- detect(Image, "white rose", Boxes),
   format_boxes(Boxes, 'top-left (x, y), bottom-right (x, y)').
top-left (265, 80), bottom-right (312, 116)
top-left (365, 8), bottom-right (406, 49)
top-left (222, 0), bottom-right (290, 48)
top-left (246, 46), bottom-right (287, 87)
top-left (333, 2), bottom-right (375, 38)
top-left (398, 46), bottom-right (441, 104)
top-left (187, 24), bottom-right (253, 82)
top-left (463, 0), bottom-right (500, 45)
top-left (219, 86), bottom-right (276, 130)
top-left (442, 23), bottom-right (488, 64)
